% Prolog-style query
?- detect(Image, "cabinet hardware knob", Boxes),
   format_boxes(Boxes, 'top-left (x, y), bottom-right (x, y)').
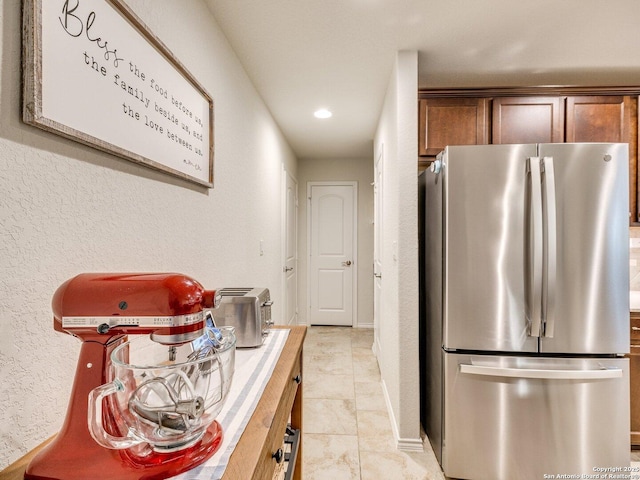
top-left (273, 448), bottom-right (284, 463)
top-left (293, 374), bottom-right (301, 384)
top-left (633, 327), bottom-right (640, 331)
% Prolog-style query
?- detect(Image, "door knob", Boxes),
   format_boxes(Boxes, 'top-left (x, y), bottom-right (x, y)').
top-left (283, 266), bottom-right (293, 272)
top-left (374, 273), bottom-right (382, 278)
top-left (342, 260), bottom-right (352, 266)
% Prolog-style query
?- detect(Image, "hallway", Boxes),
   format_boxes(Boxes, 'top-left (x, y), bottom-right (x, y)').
top-left (301, 326), bottom-right (444, 479)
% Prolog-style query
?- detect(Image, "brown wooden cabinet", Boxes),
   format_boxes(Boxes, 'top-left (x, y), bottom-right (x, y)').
top-left (566, 95), bottom-right (631, 143)
top-left (418, 98), bottom-right (489, 156)
top-left (492, 96), bottom-right (564, 144)
top-left (418, 87), bottom-right (640, 223)
top-left (566, 96), bottom-right (638, 220)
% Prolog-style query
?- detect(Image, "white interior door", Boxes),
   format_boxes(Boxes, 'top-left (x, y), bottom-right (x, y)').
top-left (283, 167), bottom-right (298, 326)
top-left (308, 183), bottom-right (357, 326)
top-left (373, 149), bottom-right (383, 351)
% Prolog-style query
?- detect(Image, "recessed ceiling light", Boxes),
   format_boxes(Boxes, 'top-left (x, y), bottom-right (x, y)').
top-left (314, 108), bottom-right (332, 119)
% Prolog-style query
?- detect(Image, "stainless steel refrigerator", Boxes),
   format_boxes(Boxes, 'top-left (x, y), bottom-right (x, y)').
top-left (421, 143), bottom-right (630, 480)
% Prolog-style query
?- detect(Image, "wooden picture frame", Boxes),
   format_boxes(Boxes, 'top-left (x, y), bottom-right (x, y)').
top-left (22, 0), bottom-right (214, 188)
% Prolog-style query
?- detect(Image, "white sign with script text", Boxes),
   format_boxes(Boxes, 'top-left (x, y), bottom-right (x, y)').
top-left (24, 0), bottom-right (214, 187)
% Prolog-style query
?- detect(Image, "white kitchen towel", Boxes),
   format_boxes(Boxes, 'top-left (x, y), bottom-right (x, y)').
top-left (171, 328), bottom-right (290, 480)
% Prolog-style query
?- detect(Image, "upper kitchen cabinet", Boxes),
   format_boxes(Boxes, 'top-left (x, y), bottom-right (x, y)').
top-left (492, 97), bottom-right (564, 144)
top-left (418, 87), bottom-right (640, 223)
top-left (566, 96), bottom-right (638, 220)
top-left (565, 95), bottom-right (632, 143)
top-left (565, 94), bottom-right (639, 200)
top-left (418, 98), bottom-right (489, 156)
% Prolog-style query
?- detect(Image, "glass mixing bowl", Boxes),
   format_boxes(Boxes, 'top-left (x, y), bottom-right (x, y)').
top-left (88, 326), bottom-right (235, 452)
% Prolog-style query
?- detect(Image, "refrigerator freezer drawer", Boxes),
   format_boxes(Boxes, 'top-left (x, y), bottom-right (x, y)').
top-left (442, 353), bottom-right (629, 480)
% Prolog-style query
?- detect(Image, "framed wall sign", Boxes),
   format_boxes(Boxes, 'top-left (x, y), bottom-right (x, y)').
top-left (22, 0), bottom-right (214, 188)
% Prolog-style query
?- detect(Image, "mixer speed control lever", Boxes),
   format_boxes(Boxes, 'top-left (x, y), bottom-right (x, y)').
top-left (97, 322), bottom-right (137, 334)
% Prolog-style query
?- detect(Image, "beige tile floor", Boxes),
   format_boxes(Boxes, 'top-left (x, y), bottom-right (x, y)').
top-left (301, 326), bottom-right (445, 480)
top-left (301, 325), bottom-right (640, 480)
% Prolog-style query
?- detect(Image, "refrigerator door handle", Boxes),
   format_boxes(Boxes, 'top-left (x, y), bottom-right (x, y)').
top-left (528, 157), bottom-right (543, 337)
top-left (459, 363), bottom-right (623, 380)
top-left (541, 156), bottom-right (557, 338)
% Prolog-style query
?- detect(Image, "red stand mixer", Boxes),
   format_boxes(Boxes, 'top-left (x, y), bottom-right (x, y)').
top-left (24, 273), bottom-right (235, 480)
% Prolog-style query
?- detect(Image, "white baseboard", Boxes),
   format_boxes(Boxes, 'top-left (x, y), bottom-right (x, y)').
top-left (355, 322), bottom-right (374, 328)
top-left (380, 377), bottom-right (424, 452)
top-left (396, 436), bottom-right (425, 452)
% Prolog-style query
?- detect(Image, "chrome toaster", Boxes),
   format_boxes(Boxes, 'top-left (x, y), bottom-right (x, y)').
top-left (214, 288), bottom-right (273, 348)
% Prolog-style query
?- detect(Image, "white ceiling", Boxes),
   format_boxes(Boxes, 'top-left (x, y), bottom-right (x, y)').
top-left (204, 0), bottom-right (640, 160)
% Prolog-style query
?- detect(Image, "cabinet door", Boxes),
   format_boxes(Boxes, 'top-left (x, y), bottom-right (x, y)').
top-left (566, 95), bottom-right (637, 222)
top-left (565, 95), bottom-right (630, 142)
top-left (419, 98), bottom-right (489, 156)
top-left (492, 96), bottom-right (564, 144)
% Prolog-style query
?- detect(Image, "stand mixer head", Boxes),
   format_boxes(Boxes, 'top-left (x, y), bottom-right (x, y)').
top-left (52, 272), bottom-right (220, 344)
top-left (25, 273), bottom-right (234, 480)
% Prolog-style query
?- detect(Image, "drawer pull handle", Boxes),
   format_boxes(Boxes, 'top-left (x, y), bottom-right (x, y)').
top-left (460, 363), bottom-right (622, 379)
top-left (293, 374), bottom-right (301, 384)
top-left (273, 448), bottom-right (284, 464)
top-left (633, 327), bottom-right (640, 331)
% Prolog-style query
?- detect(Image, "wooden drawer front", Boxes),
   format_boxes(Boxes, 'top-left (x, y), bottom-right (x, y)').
top-left (282, 354), bottom-right (302, 420)
top-left (253, 353), bottom-right (302, 480)
top-left (631, 315), bottom-right (640, 343)
top-left (266, 355), bottom-right (301, 467)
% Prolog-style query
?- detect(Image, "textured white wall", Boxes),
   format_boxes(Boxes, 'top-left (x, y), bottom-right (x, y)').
top-left (0, 0), bottom-right (296, 468)
top-left (296, 157), bottom-right (374, 328)
top-left (373, 51), bottom-right (421, 449)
